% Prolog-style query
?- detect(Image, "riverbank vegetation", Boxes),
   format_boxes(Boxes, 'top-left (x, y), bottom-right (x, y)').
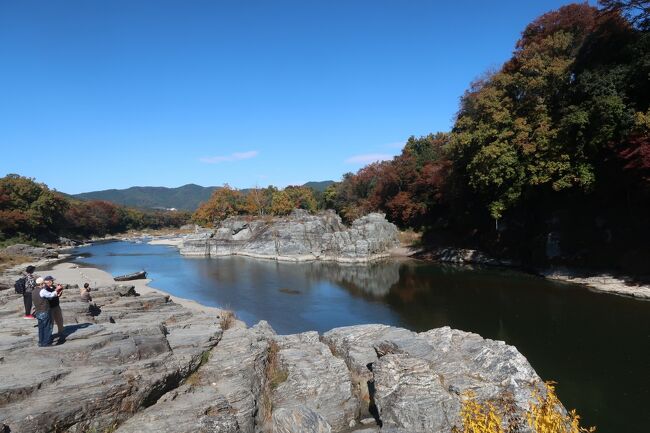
top-left (192, 184), bottom-right (319, 226)
top-left (0, 174), bottom-right (191, 244)
top-left (188, 3), bottom-right (649, 273)
top-left (323, 1), bottom-right (650, 272)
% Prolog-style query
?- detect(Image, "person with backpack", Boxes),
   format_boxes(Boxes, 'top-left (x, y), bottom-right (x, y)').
top-left (15, 265), bottom-right (38, 319)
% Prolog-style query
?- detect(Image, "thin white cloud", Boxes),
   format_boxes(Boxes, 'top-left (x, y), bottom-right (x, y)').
top-left (344, 153), bottom-right (393, 164)
top-left (200, 150), bottom-right (259, 164)
top-left (383, 141), bottom-right (404, 149)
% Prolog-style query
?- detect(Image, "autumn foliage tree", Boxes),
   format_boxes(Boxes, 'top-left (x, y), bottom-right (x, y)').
top-left (320, 2), bottom-right (648, 270)
top-left (0, 174), bottom-right (68, 242)
top-left (192, 184), bottom-right (319, 224)
top-left (192, 184), bottom-right (244, 226)
top-left (64, 200), bottom-right (126, 237)
top-left (284, 186), bottom-right (317, 212)
top-left (270, 190), bottom-right (294, 215)
top-left (242, 186), bottom-right (275, 216)
top-left (0, 174), bottom-right (189, 244)
top-left (326, 133), bottom-right (451, 228)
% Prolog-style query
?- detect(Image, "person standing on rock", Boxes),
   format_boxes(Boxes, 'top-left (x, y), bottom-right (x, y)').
top-left (43, 276), bottom-right (65, 342)
top-left (22, 265), bottom-right (38, 319)
top-left (32, 275), bottom-right (61, 347)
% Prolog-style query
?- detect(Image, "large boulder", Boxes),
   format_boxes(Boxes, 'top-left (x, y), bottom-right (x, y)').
top-left (180, 211), bottom-right (400, 263)
top-left (115, 323), bottom-right (272, 433)
top-left (323, 324), bottom-right (543, 432)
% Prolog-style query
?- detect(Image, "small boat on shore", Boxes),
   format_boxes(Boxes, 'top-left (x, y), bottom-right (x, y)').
top-left (113, 271), bottom-right (147, 281)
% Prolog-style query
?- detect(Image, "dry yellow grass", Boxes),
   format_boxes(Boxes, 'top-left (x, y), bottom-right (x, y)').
top-left (527, 382), bottom-right (596, 433)
top-left (261, 339), bottom-right (289, 426)
top-left (398, 229), bottom-right (421, 247)
top-left (218, 310), bottom-right (236, 330)
top-left (452, 383), bottom-right (595, 433)
top-left (0, 253), bottom-right (31, 272)
top-left (453, 391), bottom-right (504, 433)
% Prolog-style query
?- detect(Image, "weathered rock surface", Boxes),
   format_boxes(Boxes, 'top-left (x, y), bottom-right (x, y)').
top-left (273, 406), bottom-right (333, 433)
top-left (115, 321), bottom-right (271, 433)
top-left (323, 324), bottom-right (543, 432)
top-left (1, 243), bottom-right (59, 259)
top-left (0, 286), bottom-right (223, 433)
top-left (1, 279), bottom-right (554, 433)
top-left (180, 210), bottom-right (400, 263)
top-left (271, 332), bottom-right (357, 431)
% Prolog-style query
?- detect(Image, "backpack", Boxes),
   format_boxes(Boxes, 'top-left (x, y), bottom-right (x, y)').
top-left (25, 275), bottom-right (36, 292)
top-left (14, 277), bottom-right (26, 294)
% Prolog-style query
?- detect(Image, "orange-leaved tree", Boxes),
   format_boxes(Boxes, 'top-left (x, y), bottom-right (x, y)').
top-left (193, 184), bottom-right (244, 226)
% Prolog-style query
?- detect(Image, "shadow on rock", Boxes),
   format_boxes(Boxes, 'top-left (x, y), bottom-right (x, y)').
top-left (62, 323), bottom-right (92, 338)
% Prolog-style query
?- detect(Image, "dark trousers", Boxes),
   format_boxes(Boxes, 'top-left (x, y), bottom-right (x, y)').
top-left (23, 292), bottom-right (33, 316)
top-left (35, 311), bottom-right (53, 347)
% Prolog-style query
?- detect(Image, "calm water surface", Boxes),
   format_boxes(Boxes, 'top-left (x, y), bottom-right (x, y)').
top-left (72, 241), bottom-right (650, 433)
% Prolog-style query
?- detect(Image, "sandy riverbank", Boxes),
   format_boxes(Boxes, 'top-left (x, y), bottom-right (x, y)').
top-left (43, 262), bottom-right (224, 315)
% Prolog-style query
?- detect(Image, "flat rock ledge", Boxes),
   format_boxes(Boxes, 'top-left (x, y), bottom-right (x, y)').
top-left (179, 210), bottom-right (401, 263)
top-left (1, 286), bottom-right (553, 433)
top-left (542, 267), bottom-right (650, 300)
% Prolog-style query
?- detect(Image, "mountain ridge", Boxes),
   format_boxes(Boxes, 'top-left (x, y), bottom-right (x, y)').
top-left (72, 181), bottom-right (335, 210)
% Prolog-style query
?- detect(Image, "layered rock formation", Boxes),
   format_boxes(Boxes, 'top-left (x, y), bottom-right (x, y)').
top-left (179, 210), bottom-right (401, 263)
top-left (0, 281), bottom-right (554, 433)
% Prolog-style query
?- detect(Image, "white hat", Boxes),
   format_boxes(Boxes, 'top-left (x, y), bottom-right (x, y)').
top-left (36, 277), bottom-right (44, 284)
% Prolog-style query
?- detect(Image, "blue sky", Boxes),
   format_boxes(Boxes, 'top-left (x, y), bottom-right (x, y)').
top-left (1, 0), bottom-right (583, 194)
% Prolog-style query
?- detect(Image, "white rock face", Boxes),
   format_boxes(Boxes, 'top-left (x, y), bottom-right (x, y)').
top-left (180, 210), bottom-right (400, 263)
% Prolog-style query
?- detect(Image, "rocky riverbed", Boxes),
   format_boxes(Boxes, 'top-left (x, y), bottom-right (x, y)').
top-left (0, 264), bottom-right (554, 433)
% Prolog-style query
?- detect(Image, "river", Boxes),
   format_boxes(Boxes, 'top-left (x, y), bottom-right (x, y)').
top-left (71, 240), bottom-right (650, 433)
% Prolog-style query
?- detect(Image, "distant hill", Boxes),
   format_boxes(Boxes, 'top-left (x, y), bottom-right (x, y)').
top-left (72, 181), bottom-right (336, 210)
top-left (302, 180), bottom-right (335, 192)
top-left (72, 184), bottom-right (218, 211)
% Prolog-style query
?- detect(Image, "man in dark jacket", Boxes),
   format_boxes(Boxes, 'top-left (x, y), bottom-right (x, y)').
top-left (32, 275), bottom-right (61, 347)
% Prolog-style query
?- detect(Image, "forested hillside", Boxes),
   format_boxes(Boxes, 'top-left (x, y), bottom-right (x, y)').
top-left (73, 184), bottom-right (218, 211)
top-left (73, 181), bottom-right (334, 211)
top-left (324, 1), bottom-right (649, 272)
top-left (0, 174), bottom-right (191, 245)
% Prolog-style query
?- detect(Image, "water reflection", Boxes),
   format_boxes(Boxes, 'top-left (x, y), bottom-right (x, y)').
top-left (305, 260), bottom-right (402, 297)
